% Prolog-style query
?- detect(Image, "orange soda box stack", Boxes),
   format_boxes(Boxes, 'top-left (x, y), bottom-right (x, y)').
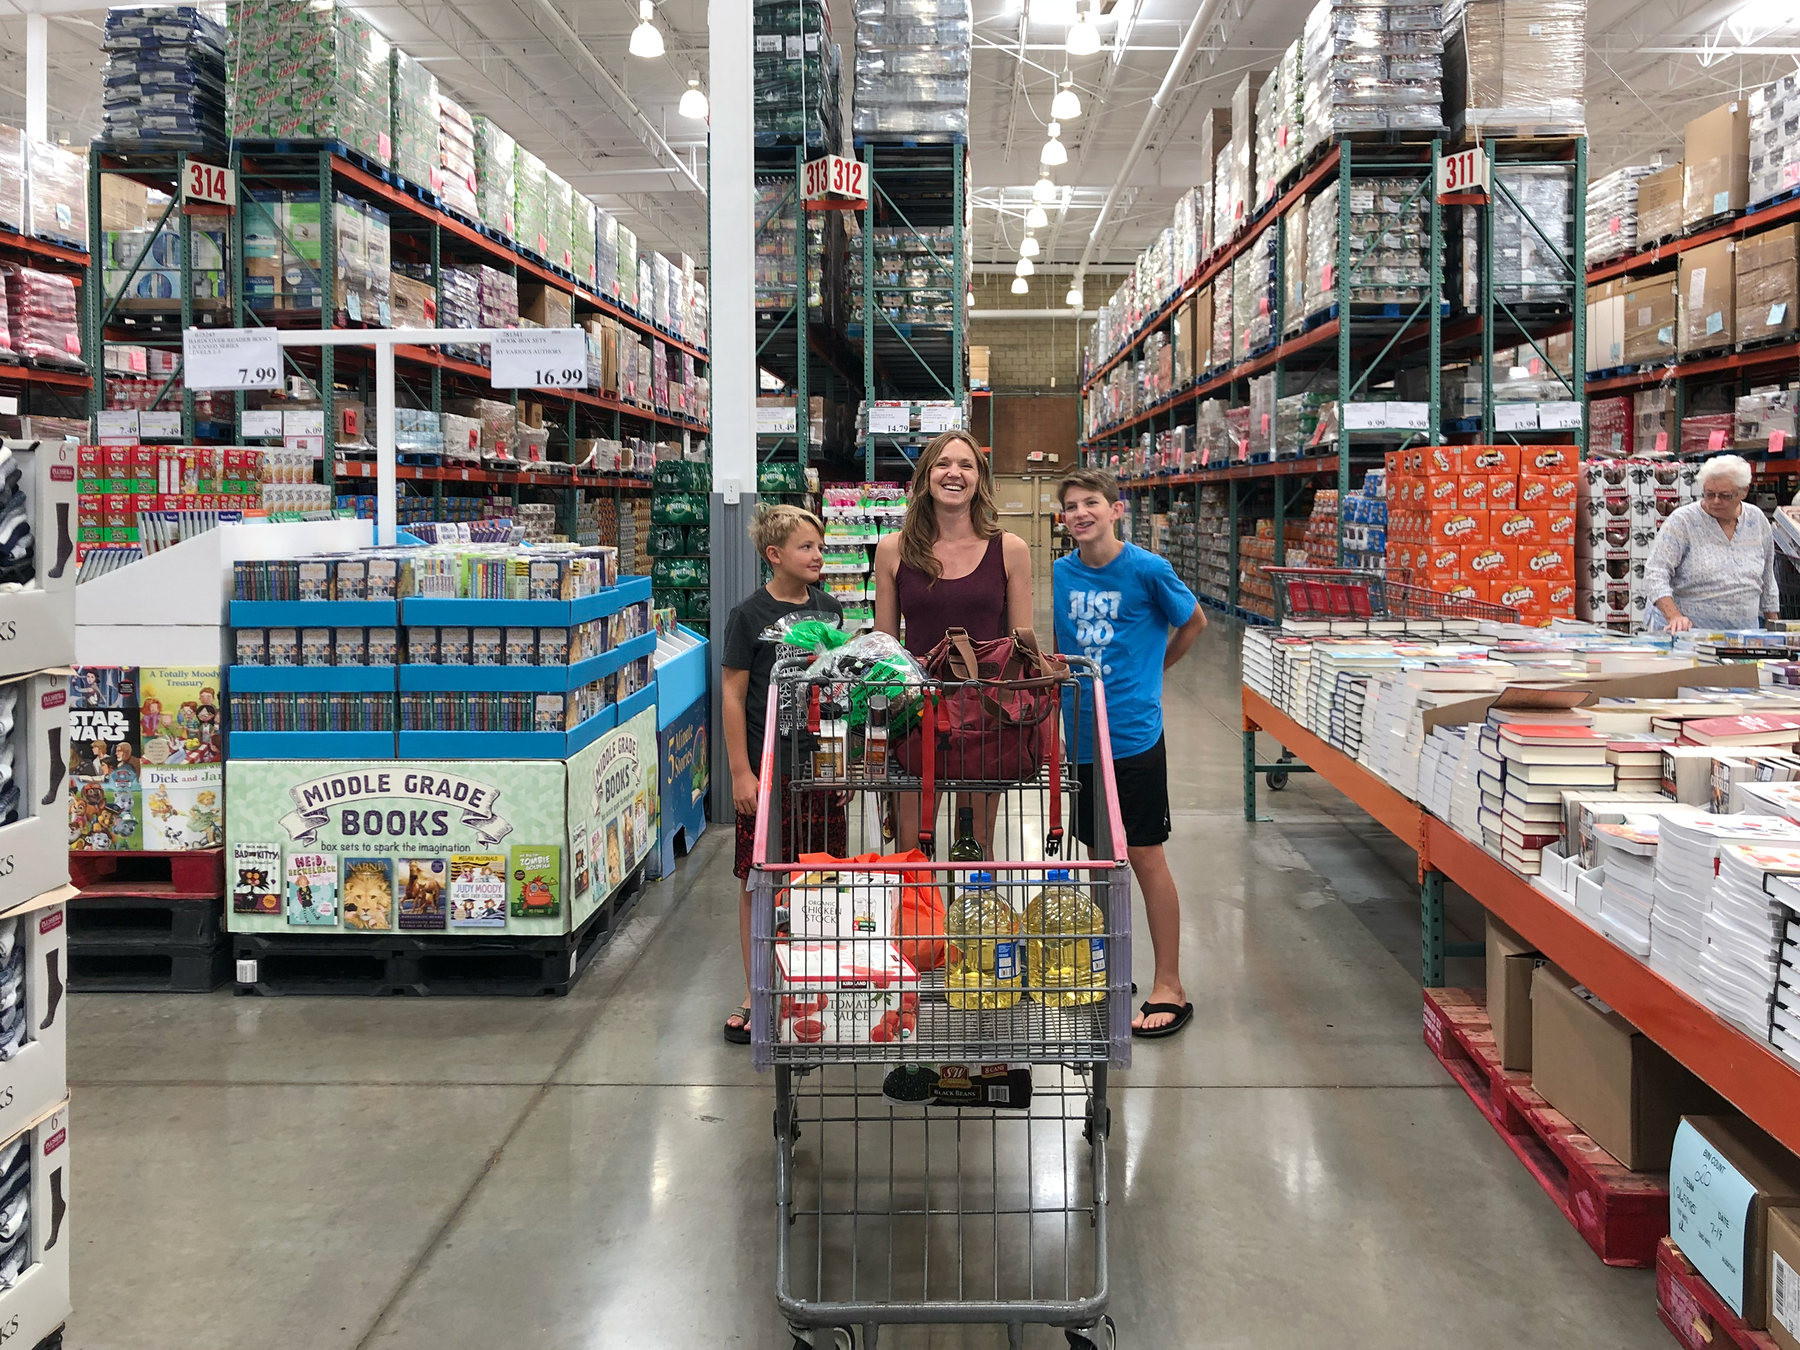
top-left (1382, 445), bottom-right (1578, 623)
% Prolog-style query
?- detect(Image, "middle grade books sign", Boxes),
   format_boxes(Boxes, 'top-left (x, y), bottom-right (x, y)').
top-left (223, 707), bottom-right (660, 937)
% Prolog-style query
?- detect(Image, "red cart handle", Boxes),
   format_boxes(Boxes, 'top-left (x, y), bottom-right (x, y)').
top-left (1045, 709), bottom-right (1064, 857)
top-left (917, 687), bottom-right (937, 860)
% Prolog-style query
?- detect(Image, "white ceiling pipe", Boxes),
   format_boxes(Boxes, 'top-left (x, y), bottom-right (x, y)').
top-left (1068, 0), bottom-right (1222, 304)
top-left (969, 308), bottom-right (1097, 319)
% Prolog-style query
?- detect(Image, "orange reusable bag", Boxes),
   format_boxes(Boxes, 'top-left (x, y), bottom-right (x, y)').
top-left (797, 848), bottom-right (949, 972)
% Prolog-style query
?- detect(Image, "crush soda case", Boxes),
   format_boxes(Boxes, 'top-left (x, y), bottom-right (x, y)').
top-left (1383, 444), bottom-right (1578, 622)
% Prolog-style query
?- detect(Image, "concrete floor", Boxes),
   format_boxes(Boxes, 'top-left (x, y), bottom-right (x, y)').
top-left (61, 616), bottom-right (1668, 1349)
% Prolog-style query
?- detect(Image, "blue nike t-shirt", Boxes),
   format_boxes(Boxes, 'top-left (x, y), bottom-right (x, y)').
top-left (1054, 542), bottom-right (1198, 764)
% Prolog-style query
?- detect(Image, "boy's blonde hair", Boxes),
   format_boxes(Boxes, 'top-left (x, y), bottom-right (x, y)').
top-left (749, 503), bottom-right (825, 557)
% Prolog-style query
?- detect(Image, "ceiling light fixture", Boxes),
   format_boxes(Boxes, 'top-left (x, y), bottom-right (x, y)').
top-left (1011, 276), bottom-right (1030, 295)
top-left (1065, 286), bottom-right (1083, 307)
top-left (679, 73), bottom-right (708, 119)
top-left (1025, 203), bottom-right (1049, 229)
top-left (1040, 121), bottom-right (1068, 166)
top-left (1032, 173), bottom-right (1058, 204)
top-left (1020, 234), bottom-right (1040, 258)
top-left (1065, 1), bottom-right (1102, 56)
top-left (629, 0), bottom-right (664, 59)
top-left (1051, 78), bottom-right (1083, 122)
top-left (1015, 256), bottom-right (1034, 277)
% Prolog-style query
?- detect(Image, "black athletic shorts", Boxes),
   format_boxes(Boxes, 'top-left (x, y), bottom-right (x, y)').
top-left (1075, 735), bottom-right (1171, 851)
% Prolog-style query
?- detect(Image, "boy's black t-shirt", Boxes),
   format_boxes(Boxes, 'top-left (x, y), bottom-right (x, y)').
top-left (721, 584), bottom-right (843, 773)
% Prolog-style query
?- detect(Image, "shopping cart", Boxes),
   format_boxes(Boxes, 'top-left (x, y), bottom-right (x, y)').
top-left (749, 647), bottom-right (1130, 1350)
top-left (1263, 565), bottom-right (1523, 624)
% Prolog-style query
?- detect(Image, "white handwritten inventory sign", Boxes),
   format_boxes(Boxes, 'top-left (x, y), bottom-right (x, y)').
top-left (1670, 1120), bottom-right (1759, 1315)
top-left (489, 329), bottom-right (588, 389)
top-left (183, 327), bottom-right (283, 391)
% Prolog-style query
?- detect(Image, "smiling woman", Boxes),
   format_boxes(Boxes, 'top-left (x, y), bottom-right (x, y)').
top-left (872, 431), bottom-right (1036, 853)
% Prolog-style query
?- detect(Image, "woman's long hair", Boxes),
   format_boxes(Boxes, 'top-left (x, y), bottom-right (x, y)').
top-left (898, 430), bottom-right (998, 582)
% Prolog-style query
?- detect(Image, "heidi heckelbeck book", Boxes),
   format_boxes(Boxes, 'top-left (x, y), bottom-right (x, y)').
top-left (285, 852), bottom-right (338, 925)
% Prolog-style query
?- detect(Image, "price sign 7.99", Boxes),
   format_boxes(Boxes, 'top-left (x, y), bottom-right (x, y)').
top-left (183, 327), bottom-right (282, 390)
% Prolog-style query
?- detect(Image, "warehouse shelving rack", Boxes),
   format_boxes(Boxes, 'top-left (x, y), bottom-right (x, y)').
top-left (84, 149), bottom-right (236, 441)
top-left (1584, 188), bottom-right (1800, 448)
top-left (753, 146), bottom-right (862, 493)
top-left (215, 143), bottom-right (705, 534)
top-left (1239, 684), bottom-right (1800, 1161)
top-left (1081, 140), bottom-right (1447, 619)
top-left (0, 219), bottom-right (92, 420)
top-left (1460, 139), bottom-right (1587, 450)
top-left (854, 139), bottom-right (969, 480)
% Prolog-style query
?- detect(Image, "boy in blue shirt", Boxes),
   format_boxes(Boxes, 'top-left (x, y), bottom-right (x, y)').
top-left (1053, 468), bottom-right (1206, 1038)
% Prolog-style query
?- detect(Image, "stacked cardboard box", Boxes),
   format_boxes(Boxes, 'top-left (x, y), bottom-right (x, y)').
top-left (1738, 224), bottom-right (1799, 347)
top-left (1622, 273), bottom-right (1679, 367)
top-left (1636, 164), bottom-right (1684, 244)
top-left (1685, 99), bottom-right (1751, 228)
top-left (1679, 237), bottom-right (1736, 355)
top-left (1382, 444), bottom-right (1578, 623)
top-left (1574, 458), bottom-right (1697, 628)
top-left (1442, 0), bottom-right (1586, 137)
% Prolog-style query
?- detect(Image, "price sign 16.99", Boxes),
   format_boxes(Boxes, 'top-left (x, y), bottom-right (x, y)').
top-left (489, 328), bottom-right (589, 390)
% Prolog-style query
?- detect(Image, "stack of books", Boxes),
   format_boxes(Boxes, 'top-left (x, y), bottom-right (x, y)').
top-left (1480, 722), bottom-right (1614, 874)
top-left (1739, 779), bottom-right (1800, 818)
top-left (1769, 884), bottom-right (1800, 1067)
top-left (1417, 725), bottom-right (1467, 821)
top-left (1241, 629), bottom-right (1277, 702)
top-left (1651, 812), bottom-right (1800, 994)
top-left (1592, 814), bottom-right (1665, 951)
top-left (1606, 736), bottom-right (1664, 793)
top-left (1704, 844), bottom-right (1800, 1037)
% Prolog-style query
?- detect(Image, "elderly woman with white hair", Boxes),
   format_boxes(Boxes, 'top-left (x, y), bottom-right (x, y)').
top-left (1644, 454), bottom-right (1780, 632)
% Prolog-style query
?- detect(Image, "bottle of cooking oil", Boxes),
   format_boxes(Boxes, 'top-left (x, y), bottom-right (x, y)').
top-left (943, 870), bottom-right (1021, 1011)
top-left (1024, 869), bottom-right (1105, 1006)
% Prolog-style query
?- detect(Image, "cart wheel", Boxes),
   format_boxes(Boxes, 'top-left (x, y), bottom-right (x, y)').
top-left (1265, 769), bottom-right (1289, 791)
top-left (1082, 1101), bottom-right (1111, 1144)
top-left (789, 1329), bottom-right (854, 1350)
top-left (1065, 1316), bottom-right (1116, 1350)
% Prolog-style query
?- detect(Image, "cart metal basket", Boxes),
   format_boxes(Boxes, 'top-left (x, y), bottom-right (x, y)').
top-left (748, 651), bottom-right (1128, 1350)
top-left (1263, 565), bottom-right (1523, 624)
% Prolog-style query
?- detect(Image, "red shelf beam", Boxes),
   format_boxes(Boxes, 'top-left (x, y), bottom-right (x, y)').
top-left (1080, 146), bottom-right (1345, 395)
top-left (1119, 455), bottom-right (1342, 490)
top-left (1587, 195), bottom-right (1800, 286)
top-left (243, 151), bottom-right (709, 365)
top-left (1242, 685), bottom-right (1800, 1160)
top-left (1587, 340), bottom-right (1800, 396)
top-left (0, 364), bottom-right (92, 392)
top-left (0, 231), bottom-right (87, 270)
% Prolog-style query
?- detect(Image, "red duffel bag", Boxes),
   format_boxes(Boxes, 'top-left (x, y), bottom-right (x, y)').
top-left (893, 626), bottom-right (1070, 783)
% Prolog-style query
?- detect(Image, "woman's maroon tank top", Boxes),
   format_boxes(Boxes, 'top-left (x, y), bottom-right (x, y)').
top-left (895, 534), bottom-right (1008, 658)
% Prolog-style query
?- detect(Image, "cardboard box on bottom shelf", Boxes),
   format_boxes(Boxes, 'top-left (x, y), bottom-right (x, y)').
top-left (1529, 963), bottom-right (1728, 1170)
top-left (1485, 913), bottom-right (1543, 1072)
top-left (0, 673), bottom-right (69, 914)
top-left (1770, 1206), bottom-right (1800, 1350)
top-left (1671, 1115), bottom-right (1800, 1329)
top-left (0, 1099), bottom-right (71, 1350)
top-left (0, 442), bottom-right (76, 680)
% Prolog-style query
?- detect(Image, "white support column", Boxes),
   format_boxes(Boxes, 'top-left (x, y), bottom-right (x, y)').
top-left (707, 0), bottom-right (754, 497)
top-left (707, 0), bottom-right (756, 822)
top-left (374, 343), bottom-right (397, 546)
top-left (25, 13), bottom-right (48, 145)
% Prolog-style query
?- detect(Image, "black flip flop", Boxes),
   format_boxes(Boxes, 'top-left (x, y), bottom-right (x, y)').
top-left (1133, 1000), bottom-right (1193, 1039)
top-left (722, 1004), bottom-right (752, 1045)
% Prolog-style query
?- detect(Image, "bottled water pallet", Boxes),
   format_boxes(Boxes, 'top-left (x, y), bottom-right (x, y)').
top-left (69, 848), bottom-right (224, 900)
top-left (1657, 1236), bottom-right (1781, 1350)
top-left (231, 861), bottom-right (645, 997)
top-left (1424, 987), bottom-right (1668, 1268)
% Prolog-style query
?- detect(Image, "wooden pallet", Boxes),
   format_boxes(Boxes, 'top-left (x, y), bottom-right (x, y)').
top-left (1657, 1236), bottom-right (1782, 1350)
top-left (1423, 987), bottom-right (1670, 1267)
top-left (69, 848), bottom-right (223, 899)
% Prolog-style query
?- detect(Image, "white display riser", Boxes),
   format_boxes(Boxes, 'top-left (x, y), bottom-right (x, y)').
top-left (0, 1100), bottom-right (72, 1350)
top-left (0, 890), bottom-right (69, 1139)
top-left (0, 675), bottom-right (69, 914)
top-left (0, 442), bottom-right (77, 681)
top-left (75, 518), bottom-right (374, 630)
